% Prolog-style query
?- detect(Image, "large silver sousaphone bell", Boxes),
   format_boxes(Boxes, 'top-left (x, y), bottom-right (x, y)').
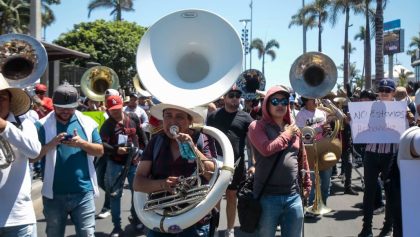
top-left (136, 9), bottom-right (243, 108)
top-left (289, 52), bottom-right (337, 99)
top-left (0, 33), bottom-right (48, 87)
top-left (134, 9), bottom-right (240, 233)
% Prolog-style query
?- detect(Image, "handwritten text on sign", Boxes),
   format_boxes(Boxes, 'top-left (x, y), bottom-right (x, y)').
top-left (348, 101), bottom-right (407, 143)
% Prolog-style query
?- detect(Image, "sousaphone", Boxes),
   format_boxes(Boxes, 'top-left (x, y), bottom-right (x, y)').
top-left (0, 33), bottom-right (48, 87)
top-left (80, 66), bottom-right (119, 101)
top-left (236, 69), bottom-right (266, 100)
top-left (132, 74), bottom-right (151, 97)
top-left (290, 52), bottom-right (342, 215)
top-left (134, 9), bottom-right (242, 233)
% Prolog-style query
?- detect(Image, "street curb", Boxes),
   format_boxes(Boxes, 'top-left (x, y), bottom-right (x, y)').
top-left (31, 179), bottom-right (43, 218)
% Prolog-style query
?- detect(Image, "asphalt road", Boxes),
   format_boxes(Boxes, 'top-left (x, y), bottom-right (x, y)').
top-left (33, 165), bottom-right (388, 237)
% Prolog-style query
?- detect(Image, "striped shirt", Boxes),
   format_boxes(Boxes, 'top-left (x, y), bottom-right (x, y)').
top-left (365, 143), bottom-right (398, 154)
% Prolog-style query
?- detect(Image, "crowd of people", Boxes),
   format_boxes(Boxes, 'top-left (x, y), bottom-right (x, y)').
top-left (0, 70), bottom-right (416, 237)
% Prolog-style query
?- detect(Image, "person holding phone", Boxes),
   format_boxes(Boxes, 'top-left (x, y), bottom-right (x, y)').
top-left (34, 83), bottom-right (104, 237)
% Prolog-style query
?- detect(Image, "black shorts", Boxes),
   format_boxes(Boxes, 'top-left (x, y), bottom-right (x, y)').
top-left (227, 157), bottom-right (246, 190)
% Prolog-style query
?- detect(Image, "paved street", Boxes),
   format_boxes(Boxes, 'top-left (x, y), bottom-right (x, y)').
top-left (33, 165), bottom-right (388, 237)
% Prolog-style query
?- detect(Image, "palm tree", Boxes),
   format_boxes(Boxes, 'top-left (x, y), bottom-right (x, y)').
top-left (88, 0), bottom-right (134, 21)
top-left (0, 0), bottom-right (30, 34)
top-left (0, 0), bottom-right (60, 36)
top-left (374, 0), bottom-right (388, 83)
top-left (406, 35), bottom-right (420, 59)
top-left (363, 0), bottom-right (375, 89)
top-left (289, 8), bottom-right (317, 53)
top-left (250, 38), bottom-right (279, 75)
top-left (397, 68), bottom-right (414, 87)
top-left (299, 0), bottom-right (331, 52)
top-left (330, 0), bottom-right (364, 87)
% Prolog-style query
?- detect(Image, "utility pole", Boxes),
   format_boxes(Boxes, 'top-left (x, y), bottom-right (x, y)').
top-left (249, 0), bottom-right (253, 69)
top-left (240, 19), bottom-right (251, 70)
top-left (303, 0), bottom-right (306, 53)
top-left (30, 0), bottom-right (42, 40)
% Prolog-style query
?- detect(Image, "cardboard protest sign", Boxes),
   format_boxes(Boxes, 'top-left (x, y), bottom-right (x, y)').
top-left (348, 101), bottom-right (407, 143)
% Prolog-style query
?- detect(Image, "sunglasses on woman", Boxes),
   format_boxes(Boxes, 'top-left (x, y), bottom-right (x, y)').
top-left (270, 97), bottom-right (289, 106)
top-left (377, 87), bottom-right (393, 93)
top-left (227, 92), bottom-right (241, 99)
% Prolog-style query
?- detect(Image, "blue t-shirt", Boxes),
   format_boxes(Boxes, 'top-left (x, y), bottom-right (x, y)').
top-left (36, 114), bottom-right (102, 194)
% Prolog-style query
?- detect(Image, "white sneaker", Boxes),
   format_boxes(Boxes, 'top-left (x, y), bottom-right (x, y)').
top-left (97, 208), bottom-right (111, 219)
top-left (225, 228), bottom-right (234, 237)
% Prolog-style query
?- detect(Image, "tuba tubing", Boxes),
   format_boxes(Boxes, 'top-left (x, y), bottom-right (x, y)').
top-left (133, 125), bottom-right (234, 233)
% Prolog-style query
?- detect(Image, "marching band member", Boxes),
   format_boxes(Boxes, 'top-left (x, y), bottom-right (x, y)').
top-left (0, 74), bottom-right (41, 237)
top-left (100, 95), bottom-right (147, 236)
top-left (133, 103), bottom-right (215, 237)
top-left (34, 83), bottom-right (103, 237)
top-left (206, 87), bottom-right (254, 237)
top-left (247, 85), bottom-right (311, 237)
top-left (295, 97), bottom-right (332, 208)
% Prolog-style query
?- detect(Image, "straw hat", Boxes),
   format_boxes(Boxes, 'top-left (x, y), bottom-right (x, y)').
top-left (150, 103), bottom-right (204, 125)
top-left (0, 73), bottom-right (31, 116)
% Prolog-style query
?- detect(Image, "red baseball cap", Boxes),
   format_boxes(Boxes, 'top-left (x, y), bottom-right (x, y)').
top-left (106, 95), bottom-right (123, 110)
top-left (35, 83), bottom-right (47, 92)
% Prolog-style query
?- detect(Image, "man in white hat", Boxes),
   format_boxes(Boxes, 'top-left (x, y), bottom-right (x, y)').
top-left (0, 74), bottom-right (42, 237)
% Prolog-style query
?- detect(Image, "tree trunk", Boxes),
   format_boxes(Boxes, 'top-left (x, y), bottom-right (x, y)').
top-left (262, 54), bottom-right (265, 75)
top-left (343, 5), bottom-right (350, 87)
top-left (365, 0), bottom-right (372, 89)
top-left (116, 5), bottom-right (122, 21)
top-left (375, 0), bottom-right (384, 83)
top-left (318, 15), bottom-right (322, 52)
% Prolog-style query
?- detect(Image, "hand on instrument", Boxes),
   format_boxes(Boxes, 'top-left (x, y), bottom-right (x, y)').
top-left (161, 176), bottom-right (179, 193)
top-left (117, 147), bottom-right (129, 155)
top-left (284, 124), bottom-right (299, 137)
top-left (247, 166), bottom-right (255, 175)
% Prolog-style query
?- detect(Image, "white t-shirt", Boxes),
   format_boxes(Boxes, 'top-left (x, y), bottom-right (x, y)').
top-left (0, 113), bottom-right (41, 227)
top-left (295, 107), bottom-right (328, 140)
top-left (123, 105), bottom-right (149, 131)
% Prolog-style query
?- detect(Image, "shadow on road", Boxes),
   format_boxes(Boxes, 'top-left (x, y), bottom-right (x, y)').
top-left (323, 209), bottom-right (363, 221)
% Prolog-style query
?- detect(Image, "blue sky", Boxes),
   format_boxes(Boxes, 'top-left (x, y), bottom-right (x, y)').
top-left (46, 0), bottom-right (420, 90)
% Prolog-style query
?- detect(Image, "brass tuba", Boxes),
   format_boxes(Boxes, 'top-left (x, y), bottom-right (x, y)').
top-left (133, 9), bottom-right (241, 233)
top-left (290, 52), bottom-right (342, 215)
top-left (80, 66), bottom-right (119, 101)
top-left (132, 74), bottom-right (151, 97)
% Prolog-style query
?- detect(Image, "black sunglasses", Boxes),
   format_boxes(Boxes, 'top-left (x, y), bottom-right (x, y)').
top-left (270, 97), bottom-right (289, 106)
top-left (35, 90), bottom-right (45, 95)
top-left (227, 92), bottom-right (241, 99)
top-left (378, 87), bottom-right (393, 93)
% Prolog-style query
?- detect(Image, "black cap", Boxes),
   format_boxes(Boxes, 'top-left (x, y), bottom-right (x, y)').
top-left (52, 83), bottom-right (79, 108)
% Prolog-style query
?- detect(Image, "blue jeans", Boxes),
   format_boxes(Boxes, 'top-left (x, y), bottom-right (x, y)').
top-left (309, 167), bottom-right (332, 205)
top-left (105, 160), bottom-right (138, 228)
top-left (43, 192), bottom-right (95, 237)
top-left (147, 223), bottom-right (210, 237)
top-left (257, 193), bottom-right (303, 237)
top-left (0, 223), bottom-right (37, 237)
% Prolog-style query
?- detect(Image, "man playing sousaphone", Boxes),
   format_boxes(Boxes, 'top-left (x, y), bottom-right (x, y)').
top-left (133, 103), bottom-right (216, 237)
top-left (0, 73), bottom-right (42, 237)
